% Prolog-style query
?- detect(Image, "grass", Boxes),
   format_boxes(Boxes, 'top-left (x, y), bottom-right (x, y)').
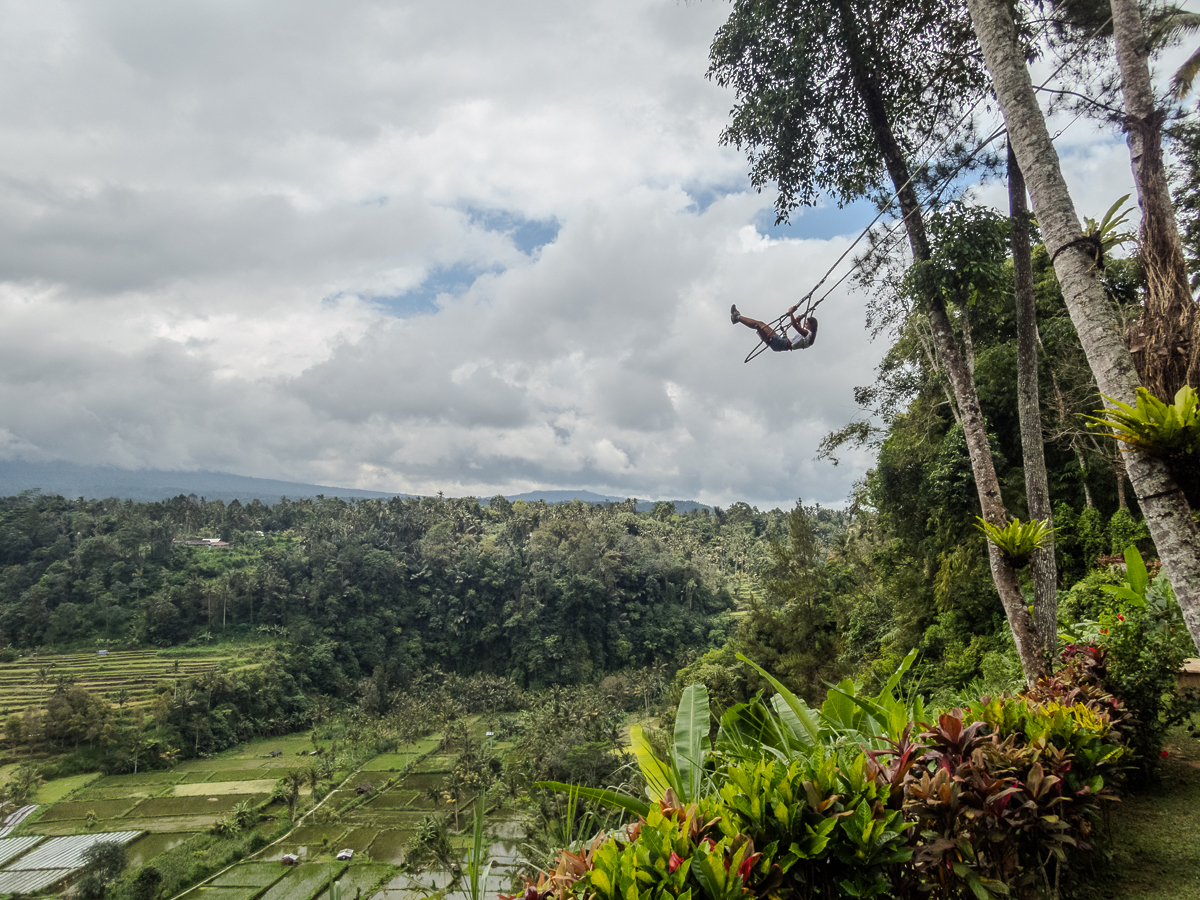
top-left (33, 772), bottom-right (101, 803)
top-left (1088, 725), bottom-right (1200, 900)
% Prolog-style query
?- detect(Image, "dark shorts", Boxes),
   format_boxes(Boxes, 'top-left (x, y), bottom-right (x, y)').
top-left (767, 334), bottom-right (791, 352)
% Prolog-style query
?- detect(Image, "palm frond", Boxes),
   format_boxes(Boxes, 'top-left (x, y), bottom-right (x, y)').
top-left (1173, 46), bottom-right (1200, 98)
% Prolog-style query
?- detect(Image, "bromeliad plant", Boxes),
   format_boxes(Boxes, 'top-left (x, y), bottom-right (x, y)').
top-left (974, 516), bottom-right (1055, 566)
top-left (1087, 385), bottom-right (1200, 458)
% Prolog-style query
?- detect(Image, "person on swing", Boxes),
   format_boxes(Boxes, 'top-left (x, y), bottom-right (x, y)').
top-left (730, 303), bottom-right (817, 351)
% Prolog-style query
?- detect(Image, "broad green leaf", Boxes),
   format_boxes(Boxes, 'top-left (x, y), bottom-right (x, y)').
top-left (673, 683), bottom-right (711, 803)
top-left (1124, 545), bottom-right (1149, 597)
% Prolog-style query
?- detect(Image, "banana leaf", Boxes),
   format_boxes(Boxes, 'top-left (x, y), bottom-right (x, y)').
top-left (673, 684), bottom-right (711, 802)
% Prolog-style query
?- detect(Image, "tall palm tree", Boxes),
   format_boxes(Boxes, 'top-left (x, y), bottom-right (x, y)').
top-left (305, 765), bottom-right (323, 806)
top-left (281, 771), bottom-right (305, 822)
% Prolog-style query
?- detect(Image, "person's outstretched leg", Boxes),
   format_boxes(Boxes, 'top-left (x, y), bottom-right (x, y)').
top-left (731, 305), bottom-right (776, 342)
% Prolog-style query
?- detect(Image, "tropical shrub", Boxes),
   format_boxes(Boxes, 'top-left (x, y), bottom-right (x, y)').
top-left (905, 710), bottom-right (1108, 899)
top-left (1094, 550), bottom-right (1195, 777)
top-left (538, 655), bottom-right (1130, 900)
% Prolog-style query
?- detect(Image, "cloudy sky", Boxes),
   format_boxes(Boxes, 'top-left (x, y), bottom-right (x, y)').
top-left (0, 0), bottom-right (1178, 508)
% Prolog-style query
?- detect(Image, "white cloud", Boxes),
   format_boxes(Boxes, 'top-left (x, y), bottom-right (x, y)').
top-left (1, 0), bottom-right (1175, 509)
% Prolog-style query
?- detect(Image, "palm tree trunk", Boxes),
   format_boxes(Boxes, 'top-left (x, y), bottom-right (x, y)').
top-left (967, 0), bottom-right (1200, 653)
top-left (1010, 144), bottom-right (1058, 659)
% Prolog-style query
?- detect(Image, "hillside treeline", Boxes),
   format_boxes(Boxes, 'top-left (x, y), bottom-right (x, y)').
top-left (0, 492), bottom-right (857, 686)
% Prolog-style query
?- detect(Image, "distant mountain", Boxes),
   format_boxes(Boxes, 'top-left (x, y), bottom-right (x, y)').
top-left (0, 460), bottom-right (410, 505)
top-left (0, 459), bottom-right (710, 512)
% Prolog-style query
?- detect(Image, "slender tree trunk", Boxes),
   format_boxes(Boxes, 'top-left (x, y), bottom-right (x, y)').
top-left (961, 304), bottom-right (976, 376)
top-left (1010, 144), bottom-right (1058, 658)
top-left (841, 15), bottom-right (1046, 681)
top-left (967, 0), bottom-right (1200, 653)
top-left (1114, 453), bottom-right (1129, 510)
top-left (1111, 0), bottom-right (1200, 399)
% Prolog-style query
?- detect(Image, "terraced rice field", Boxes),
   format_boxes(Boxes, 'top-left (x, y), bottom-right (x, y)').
top-left (0, 647), bottom-right (265, 720)
top-left (10, 717), bottom-right (520, 898)
top-left (257, 862), bottom-right (346, 900)
top-left (22, 734), bottom-right (322, 838)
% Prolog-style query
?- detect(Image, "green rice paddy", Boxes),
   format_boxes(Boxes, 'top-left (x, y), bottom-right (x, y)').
top-left (37, 798), bottom-right (139, 821)
top-left (74, 786), bottom-right (158, 802)
top-left (208, 769), bottom-right (293, 782)
top-left (212, 861), bottom-right (288, 888)
top-left (316, 863), bottom-right (394, 899)
top-left (33, 772), bottom-right (102, 804)
top-left (126, 832), bottom-right (189, 869)
top-left (131, 794), bottom-right (264, 817)
top-left (180, 886), bottom-right (260, 900)
top-left (258, 862), bottom-right (346, 900)
top-left (12, 715), bottom-right (507, 900)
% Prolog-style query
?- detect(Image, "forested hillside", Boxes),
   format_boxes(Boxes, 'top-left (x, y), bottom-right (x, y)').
top-left (0, 493), bottom-right (769, 687)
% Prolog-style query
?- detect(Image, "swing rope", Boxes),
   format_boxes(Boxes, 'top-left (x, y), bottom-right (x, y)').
top-left (740, 8), bottom-right (1110, 363)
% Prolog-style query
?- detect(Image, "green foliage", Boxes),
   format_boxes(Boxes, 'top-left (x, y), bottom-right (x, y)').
top-left (706, 0), bottom-right (987, 222)
top-left (1108, 507), bottom-right (1151, 555)
top-left (615, 684), bottom-right (715, 805)
top-left (974, 516), bottom-right (1054, 565)
top-left (908, 205), bottom-right (1011, 309)
top-left (463, 797), bottom-right (494, 900)
top-left (672, 685), bottom-right (711, 803)
top-left (731, 501), bottom-right (842, 703)
top-left (0, 491), bottom-right (753, 766)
